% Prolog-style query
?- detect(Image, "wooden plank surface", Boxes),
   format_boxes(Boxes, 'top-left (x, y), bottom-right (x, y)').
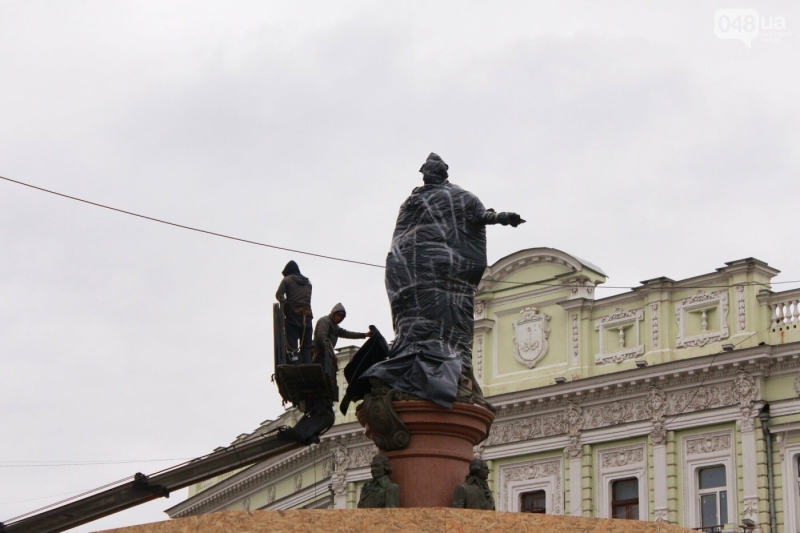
top-left (98, 509), bottom-right (695, 533)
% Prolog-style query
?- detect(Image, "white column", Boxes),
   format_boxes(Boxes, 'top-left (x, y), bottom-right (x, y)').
top-left (653, 443), bottom-right (668, 522)
top-left (569, 456), bottom-right (582, 516)
top-left (740, 422), bottom-right (759, 524)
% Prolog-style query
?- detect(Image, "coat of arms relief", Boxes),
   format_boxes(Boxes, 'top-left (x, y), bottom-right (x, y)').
top-left (513, 307), bottom-right (551, 368)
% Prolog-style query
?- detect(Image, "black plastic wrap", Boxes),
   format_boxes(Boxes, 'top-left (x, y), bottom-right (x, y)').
top-left (340, 328), bottom-right (390, 414)
top-left (361, 179), bottom-right (493, 408)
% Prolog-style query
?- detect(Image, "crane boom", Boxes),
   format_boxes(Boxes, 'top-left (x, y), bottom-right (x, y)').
top-left (1, 433), bottom-right (301, 533)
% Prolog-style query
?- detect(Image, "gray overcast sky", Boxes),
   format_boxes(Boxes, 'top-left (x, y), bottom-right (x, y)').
top-left (1, 1), bottom-right (799, 530)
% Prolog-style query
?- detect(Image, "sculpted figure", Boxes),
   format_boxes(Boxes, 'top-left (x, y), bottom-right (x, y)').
top-left (357, 455), bottom-right (400, 508)
top-left (363, 153), bottom-right (524, 407)
top-left (452, 458), bottom-right (495, 510)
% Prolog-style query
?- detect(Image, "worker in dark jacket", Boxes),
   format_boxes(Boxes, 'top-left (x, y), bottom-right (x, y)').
top-left (313, 303), bottom-right (371, 394)
top-left (313, 303), bottom-right (371, 358)
top-left (275, 260), bottom-right (313, 364)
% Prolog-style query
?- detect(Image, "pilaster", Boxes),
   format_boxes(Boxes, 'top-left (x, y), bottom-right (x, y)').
top-left (735, 371), bottom-right (760, 526)
top-left (346, 481), bottom-right (356, 509)
top-left (558, 298), bottom-right (593, 380)
top-left (653, 440), bottom-right (668, 522)
top-left (569, 454), bottom-right (582, 516)
top-left (667, 431), bottom-right (678, 524)
top-left (581, 444), bottom-right (593, 517)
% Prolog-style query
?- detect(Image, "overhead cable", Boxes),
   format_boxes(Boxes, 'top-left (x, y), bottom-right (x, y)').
top-left (0, 174), bottom-right (384, 269)
top-left (0, 458), bottom-right (193, 468)
top-left (2, 175), bottom-right (798, 291)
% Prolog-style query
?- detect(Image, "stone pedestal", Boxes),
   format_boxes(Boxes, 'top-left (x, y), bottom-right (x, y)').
top-left (358, 400), bottom-right (494, 508)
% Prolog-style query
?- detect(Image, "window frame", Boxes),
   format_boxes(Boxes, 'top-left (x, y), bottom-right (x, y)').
top-left (610, 477), bottom-right (640, 520)
top-left (779, 438), bottom-right (800, 533)
top-left (696, 465), bottom-right (728, 529)
top-left (596, 444), bottom-right (648, 520)
top-left (681, 431), bottom-right (737, 531)
top-left (520, 490), bottom-right (547, 514)
top-left (498, 457), bottom-right (563, 514)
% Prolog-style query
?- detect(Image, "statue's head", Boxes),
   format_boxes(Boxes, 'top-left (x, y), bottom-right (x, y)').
top-left (419, 153), bottom-right (449, 184)
top-left (468, 458), bottom-right (490, 480)
top-left (370, 455), bottom-right (392, 479)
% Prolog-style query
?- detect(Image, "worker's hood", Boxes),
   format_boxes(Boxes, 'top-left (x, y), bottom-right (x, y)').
top-left (282, 260), bottom-right (301, 277)
top-left (329, 302), bottom-right (346, 317)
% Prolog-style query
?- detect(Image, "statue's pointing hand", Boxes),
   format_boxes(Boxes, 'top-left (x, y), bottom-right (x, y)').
top-left (497, 212), bottom-right (525, 227)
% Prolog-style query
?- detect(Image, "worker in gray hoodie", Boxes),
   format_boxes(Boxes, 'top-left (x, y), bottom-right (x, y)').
top-left (312, 303), bottom-right (372, 392)
top-left (279, 304), bottom-right (370, 445)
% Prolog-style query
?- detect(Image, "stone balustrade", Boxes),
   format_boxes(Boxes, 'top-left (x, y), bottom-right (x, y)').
top-left (760, 288), bottom-right (800, 331)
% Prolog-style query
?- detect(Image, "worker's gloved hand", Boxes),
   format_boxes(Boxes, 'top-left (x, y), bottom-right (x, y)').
top-left (497, 212), bottom-right (525, 227)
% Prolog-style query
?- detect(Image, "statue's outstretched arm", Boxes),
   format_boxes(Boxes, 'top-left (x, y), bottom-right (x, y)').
top-left (482, 209), bottom-right (526, 227)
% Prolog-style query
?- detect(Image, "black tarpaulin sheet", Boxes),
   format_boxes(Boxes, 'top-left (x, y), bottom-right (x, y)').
top-left (340, 328), bottom-right (389, 414)
top-left (361, 180), bottom-right (492, 408)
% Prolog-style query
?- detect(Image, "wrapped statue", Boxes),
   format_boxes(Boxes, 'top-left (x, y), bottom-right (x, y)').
top-left (362, 153), bottom-right (524, 407)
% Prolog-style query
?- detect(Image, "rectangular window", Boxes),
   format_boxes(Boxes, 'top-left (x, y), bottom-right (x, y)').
top-left (697, 465), bottom-right (727, 532)
top-left (520, 490), bottom-right (546, 514)
top-left (611, 478), bottom-right (639, 520)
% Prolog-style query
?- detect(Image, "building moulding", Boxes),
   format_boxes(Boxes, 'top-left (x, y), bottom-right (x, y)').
top-left (594, 308), bottom-right (645, 366)
top-left (675, 290), bottom-right (730, 348)
top-left (497, 456), bottom-right (563, 513)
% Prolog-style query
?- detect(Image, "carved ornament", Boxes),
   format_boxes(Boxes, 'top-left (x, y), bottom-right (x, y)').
top-left (513, 307), bottom-right (551, 369)
top-left (359, 379), bottom-right (411, 451)
top-left (686, 434), bottom-right (732, 455)
top-left (600, 446), bottom-right (644, 468)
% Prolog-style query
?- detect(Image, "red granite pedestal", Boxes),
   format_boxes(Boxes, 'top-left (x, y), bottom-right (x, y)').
top-left (357, 400), bottom-right (494, 508)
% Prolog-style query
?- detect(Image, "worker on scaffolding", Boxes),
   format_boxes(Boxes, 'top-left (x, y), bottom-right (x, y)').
top-left (312, 303), bottom-right (372, 398)
top-left (275, 260), bottom-right (313, 364)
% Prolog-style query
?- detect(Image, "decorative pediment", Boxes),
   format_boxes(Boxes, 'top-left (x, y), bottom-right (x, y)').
top-left (478, 248), bottom-right (606, 292)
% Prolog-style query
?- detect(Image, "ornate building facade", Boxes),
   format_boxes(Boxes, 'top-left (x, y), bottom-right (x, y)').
top-left (167, 248), bottom-right (800, 533)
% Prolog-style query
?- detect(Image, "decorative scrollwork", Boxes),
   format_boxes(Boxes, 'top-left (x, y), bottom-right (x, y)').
top-left (359, 379), bottom-right (412, 451)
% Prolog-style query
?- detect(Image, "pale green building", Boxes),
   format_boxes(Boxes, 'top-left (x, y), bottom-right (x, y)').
top-left (167, 248), bottom-right (800, 533)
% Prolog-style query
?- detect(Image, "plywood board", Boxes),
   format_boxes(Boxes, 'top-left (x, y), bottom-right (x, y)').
top-left (98, 509), bottom-right (695, 533)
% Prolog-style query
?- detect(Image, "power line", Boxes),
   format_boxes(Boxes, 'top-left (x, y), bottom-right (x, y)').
top-left (2, 475), bottom-right (134, 523)
top-left (3, 174), bottom-right (799, 291)
top-left (0, 174), bottom-right (384, 269)
top-left (0, 458), bottom-right (193, 468)
top-left (0, 487), bottom-right (113, 506)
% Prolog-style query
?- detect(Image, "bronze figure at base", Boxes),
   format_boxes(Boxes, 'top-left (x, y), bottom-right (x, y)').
top-left (357, 456), bottom-right (400, 508)
top-left (452, 458), bottom-right (495, 510)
